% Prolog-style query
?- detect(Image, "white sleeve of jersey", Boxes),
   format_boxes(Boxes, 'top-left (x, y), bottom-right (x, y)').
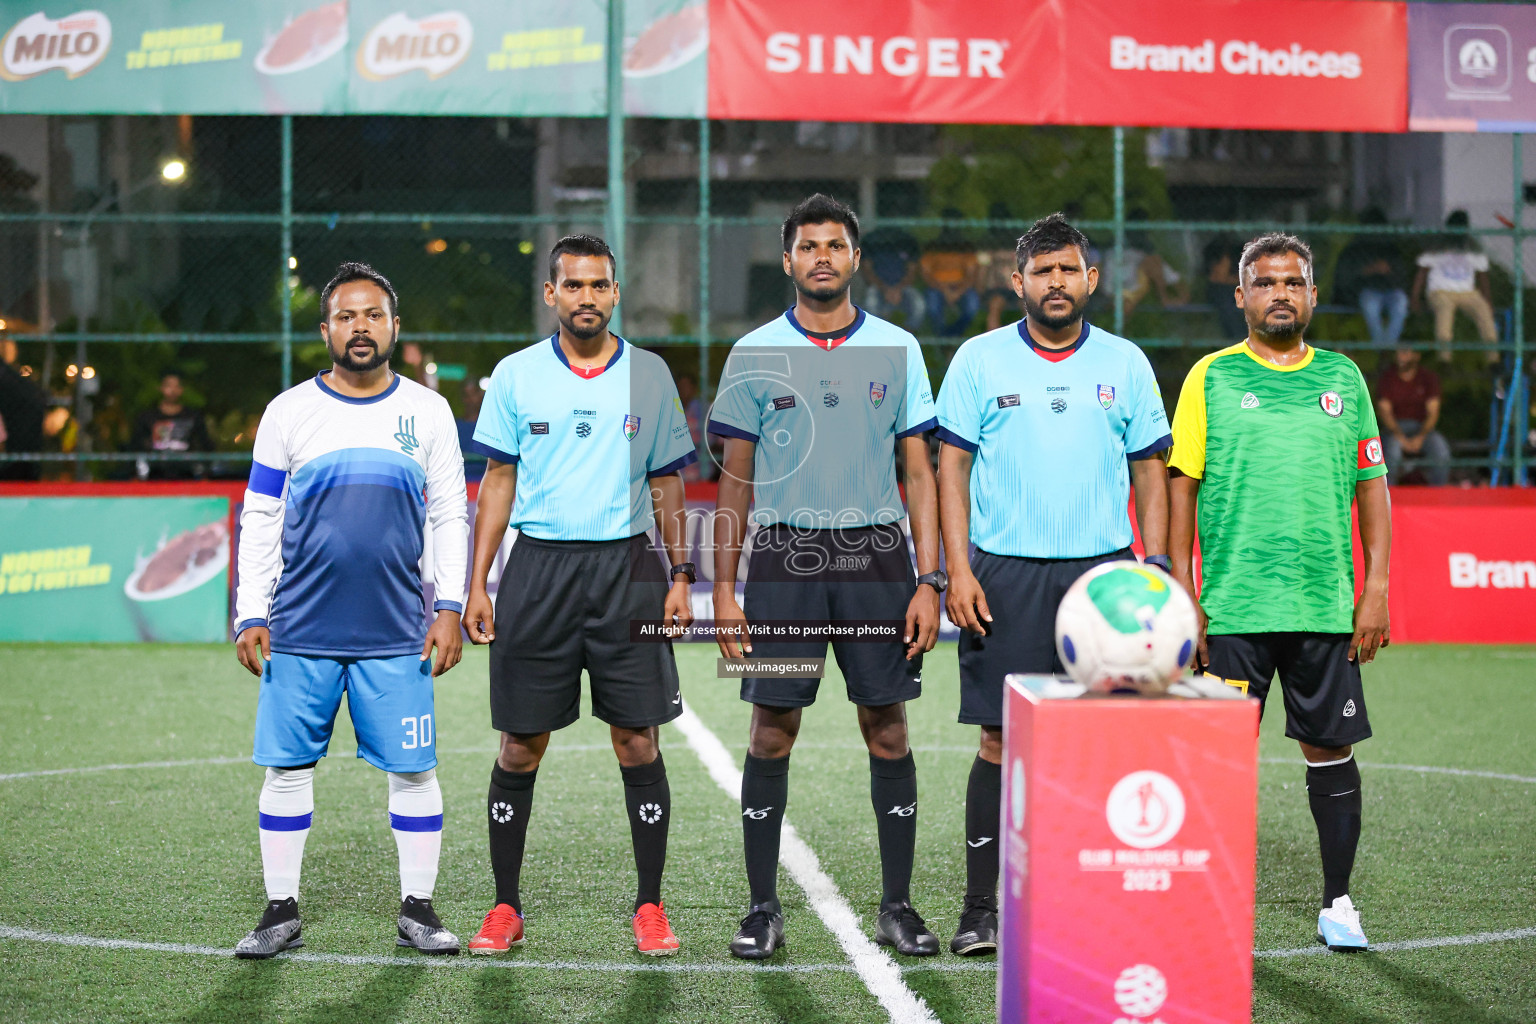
top-left (234, 399), bottom-right (290, 634)
top-left (425, 398), bottom-right (469, 612)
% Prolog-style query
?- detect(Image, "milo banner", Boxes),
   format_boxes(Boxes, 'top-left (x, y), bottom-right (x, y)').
top-left (0, 0), bottom-right (612, 114)
top-left (0, 497), bottom-right (230, 642)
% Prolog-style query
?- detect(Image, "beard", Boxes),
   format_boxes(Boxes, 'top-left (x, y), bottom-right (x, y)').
top-left (331, 326), bottom-right (396, 372)
top-left (1249, 305), bottom-right (1312, 340)
top-left (793, 268), bottom-right (852, 304)
top-left (1021, 289), bottom-right (1087, 331)
top-left (561, 307), bottom-right (610, 340)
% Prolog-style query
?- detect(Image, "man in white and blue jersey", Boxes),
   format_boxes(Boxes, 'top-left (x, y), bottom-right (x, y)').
top-left (710, 195), bottom-right (944, 959)
top-left (232, 262), bottom-right (468, 958)
top-left (935, 214), bottom-right (1172, 955)
top-left (461, 235), bottom-right (697, 957)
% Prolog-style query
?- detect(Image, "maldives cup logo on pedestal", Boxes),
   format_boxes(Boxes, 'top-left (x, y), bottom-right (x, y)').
top-left (1114, 963), bottom-right (1168, 1020)
top-left (1106, 770), bottom-right (1185, 849)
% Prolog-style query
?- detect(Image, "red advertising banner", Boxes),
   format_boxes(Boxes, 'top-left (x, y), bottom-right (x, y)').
top-left (1059, 0), bottom-right (1408, 132)
top-left (708, 0), bottom-right (1408, 131)
top-left (707, 0), bottom-right (1036, 124)
top-left (1358, 490), bottom-right (1536, 644)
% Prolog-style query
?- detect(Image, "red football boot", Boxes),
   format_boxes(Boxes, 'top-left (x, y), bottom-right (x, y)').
top-left (632, 901), bottom-right (680, 956)
top-left (468, 903), bottom-right (524, 954)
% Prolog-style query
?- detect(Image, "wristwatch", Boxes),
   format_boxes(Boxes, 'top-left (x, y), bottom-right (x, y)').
top-left (669, 561), bottom-right (698, 585)
top-left (1143, 555), bottom-right (1172, 573)
top-left (916, 570), bottom-right (948, 593)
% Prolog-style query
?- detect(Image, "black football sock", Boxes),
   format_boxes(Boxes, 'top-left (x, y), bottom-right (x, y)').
top-left (487, 762), bottom-right (538, 914)
top-left (964, 755), bottom-right (1003, 908)
top-left (741, 753), bottom-right (790, 907)
top-left (870, 751), bottom-right (918, 906)
top-left (621, 753), bottom-right (671, 910)
top-left (1306, 757), bottom-right (1362, 907)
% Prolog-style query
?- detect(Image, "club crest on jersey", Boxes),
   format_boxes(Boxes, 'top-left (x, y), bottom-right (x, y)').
top-left (1097, 384), bottom-right (1115, 409)
top-left (394, 415), bottom-right (419, 455)
top-left (869, 382), bottom-right (887, 408)
top-left (1319, 391), bottom-right (1344, 417)
top-left (623, 414), bottom-right (641, 441)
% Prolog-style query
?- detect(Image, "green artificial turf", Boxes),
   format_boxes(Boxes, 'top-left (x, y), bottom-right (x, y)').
top-left (0, 642), bottom-right (1531, 1023)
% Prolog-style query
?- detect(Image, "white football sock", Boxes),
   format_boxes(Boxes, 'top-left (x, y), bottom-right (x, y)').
top-left (388, 769), bottom-right (443, 900)
top-left (258, 767), bottom-right (314, 901)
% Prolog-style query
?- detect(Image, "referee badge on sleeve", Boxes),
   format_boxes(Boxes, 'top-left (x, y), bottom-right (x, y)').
top-left (623, 414), bottom-right (641, 441)
top-left (1097, 385), bottom-right (1115, 409)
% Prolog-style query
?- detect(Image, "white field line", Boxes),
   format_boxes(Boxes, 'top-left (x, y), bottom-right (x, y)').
top-left (669, 703), bottom-right (940, 1024)
top-left (1254, 926), bottom-right (1536, 959)
top-left (2, 922), bottom-right (1533, 972)
top-left (0, 757), bottom-right (251, 781)
top-left (0, 745), bottom-right (614, 781)
top-left (7, 753), bottom-right (1533, 784)
top-left (1257, 757), bottom-right (1536, 785)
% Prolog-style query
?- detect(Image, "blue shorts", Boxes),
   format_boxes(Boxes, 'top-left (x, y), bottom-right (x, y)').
top-left (253, 653), bottom-right (437, 773)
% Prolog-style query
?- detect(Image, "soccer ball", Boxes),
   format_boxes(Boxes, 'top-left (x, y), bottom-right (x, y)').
top-left (1054, 562), bottom-right (1197, 694)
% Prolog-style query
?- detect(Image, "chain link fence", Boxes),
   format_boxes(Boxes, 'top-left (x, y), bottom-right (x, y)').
top-left (0, 115), bottom-right (1529, 484)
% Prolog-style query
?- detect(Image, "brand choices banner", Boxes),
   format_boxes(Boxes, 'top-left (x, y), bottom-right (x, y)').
top-left (709, 0), bottom-right (1408, 130)
top-left (1409, 2), bottom-right (1536, 132)
top-left (0, 496), bottom-right (230, 642)
top-left (1371, 495), bottom-right (1536, 644)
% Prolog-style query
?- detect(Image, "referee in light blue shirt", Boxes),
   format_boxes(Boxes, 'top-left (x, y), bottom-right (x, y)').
top-left (933, 213), bottom-right (1172, 956)
top-left (460, 234), bottom-right (698, 957)
top-left (709, 194), bottom-right (945, 960)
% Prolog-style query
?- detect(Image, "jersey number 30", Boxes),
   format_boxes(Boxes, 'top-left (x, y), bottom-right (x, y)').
top-left (402, 715), bottom-right (433, 750)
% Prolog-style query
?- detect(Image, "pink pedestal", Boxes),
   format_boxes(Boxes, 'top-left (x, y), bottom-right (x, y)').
top-left (999, 676), bottom-right (1260, 1024)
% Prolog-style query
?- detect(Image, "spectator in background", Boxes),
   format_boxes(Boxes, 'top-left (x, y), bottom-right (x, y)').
top-left (0, 336), bottom-right (46, 480)
top-left (921, 212), bottom-right (981, 336)
top-left (1108, 211), bottom-right (1188, 313)
top-left (1336, 208), bottom-right (1409, 354)
top-left (457, 378), bottom-right (486, 482)
top-left (1202, 236), bottom-right (1247, 340)
top-left (131, 371), bottom-right (212, 480)
top-left (1412, 210), bottom-right (1498, 364)
top-left (1376, 346), bottom-right (1451, 486)
top-left (675, 371), bottom-right (715, 482)
top-left (979, 205), bottom-right (1021, 331)
top-left (861, 229), bottom-right (928, 332)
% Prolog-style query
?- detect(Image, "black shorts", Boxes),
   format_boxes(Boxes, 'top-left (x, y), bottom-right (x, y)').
top-left (1203, 632), bottom-right (1371, 748)
top-left (740, 523), bottom-right (921, 708)
top-left (489, 533), bottom-right (681, 734)
top-left (958, 547), bottom-right (1134, 726)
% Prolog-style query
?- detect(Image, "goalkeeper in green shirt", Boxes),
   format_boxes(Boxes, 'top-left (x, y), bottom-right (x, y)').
top-left (1168, 233), bottom-right (1391, 952)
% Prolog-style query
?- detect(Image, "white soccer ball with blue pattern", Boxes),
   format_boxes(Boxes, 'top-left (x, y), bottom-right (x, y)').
top-left (1054, 562), bottom-right (1198, 694)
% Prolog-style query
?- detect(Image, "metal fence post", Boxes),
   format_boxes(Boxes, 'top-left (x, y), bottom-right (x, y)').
top-left (1514, 132), bottom-right (1526, 486)
top-left (281, 114), bottom-right (293, 392)
top-left (698, 118), bottom-right (711, 393)
top-left (606, 0), bottom-right (626, 335)
top-left (1113, 126), bottom-right (1126, 338)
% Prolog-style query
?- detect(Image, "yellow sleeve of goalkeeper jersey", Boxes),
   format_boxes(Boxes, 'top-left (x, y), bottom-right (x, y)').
top-left (1169, 351), bottom-right (1219, 480)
